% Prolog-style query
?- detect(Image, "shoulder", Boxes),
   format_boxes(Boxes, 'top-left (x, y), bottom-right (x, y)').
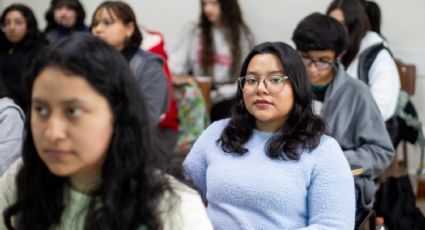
top-left (0, 98), bottom-right (25, 121)
top-left (160, 175), bottom-right (212, 229)
top-left (134, 49), bottom-right (163, 64)
top-left (203, 118), bottom-right (229, 137)
top-left (310, 135), bottom-right (344, 160)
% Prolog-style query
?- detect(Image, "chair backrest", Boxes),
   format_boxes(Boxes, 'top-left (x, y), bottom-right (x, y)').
top-left (395, 59), bottom-right (416, 96)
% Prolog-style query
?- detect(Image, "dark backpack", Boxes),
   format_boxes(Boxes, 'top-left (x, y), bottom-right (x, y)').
top-left (357, 43), bottom-right (420, 148)
top-left (374, 175), bottom-right (425, 230)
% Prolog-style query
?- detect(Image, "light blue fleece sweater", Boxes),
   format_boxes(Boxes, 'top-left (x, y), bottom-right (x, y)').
top-left (183, 119), bottom-right (355, 230)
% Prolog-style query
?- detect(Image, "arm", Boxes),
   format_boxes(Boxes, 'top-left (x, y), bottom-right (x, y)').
top-left (168, 23), bottom-right (197, 76)
top-left (0, 159), bottom-right (21, 229)
top-left (343, 114), bottom-right (394, 179)
top-left (136, 58), bottom-right (170, 125)
top-left (163, 179), bottom-right (213, 230)
top-left (368, 49), bottom-right (401, 121)
top-left (299, 138), bottom-right (356, 230)
top-left (0, 105), bottom-right (24, 175)
top-left (182, 129), bottom-right (209, 203)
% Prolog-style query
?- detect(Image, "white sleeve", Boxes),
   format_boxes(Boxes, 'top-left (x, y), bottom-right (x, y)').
top-left (168, 23), bottom-right (198, 76)
top-left (368, 49), bottom-right (401, 121)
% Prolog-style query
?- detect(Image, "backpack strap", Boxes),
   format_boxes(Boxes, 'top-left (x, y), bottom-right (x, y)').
top-left (357, 43), bottom-right (393, 85)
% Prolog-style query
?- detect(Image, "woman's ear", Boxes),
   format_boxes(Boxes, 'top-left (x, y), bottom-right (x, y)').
top-left (125, 21), bottom-right (135, 38)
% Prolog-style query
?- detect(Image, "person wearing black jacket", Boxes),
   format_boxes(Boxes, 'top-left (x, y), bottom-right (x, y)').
top-left (0, 4), bottom-right (47, 111)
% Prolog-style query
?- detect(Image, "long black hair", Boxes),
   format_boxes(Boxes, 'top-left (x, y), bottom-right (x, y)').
top-left (199, 0), bottom-right (254, 78)
top-left (326, 0), bottom-right (370, 68)
top-left (218, 42), bottom-right (326, 160)
top-left (3, 33), bottom-right (174, 230)
top-left (45, 0), bottom-right (86, 31)
top-left (0, 4), bottom-right (41, 50)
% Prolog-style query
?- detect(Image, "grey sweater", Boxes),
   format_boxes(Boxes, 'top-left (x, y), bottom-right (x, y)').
top-left (314, 62), bottom-right (394, 209)
top-left (0, 98), bottom-right (24, 176)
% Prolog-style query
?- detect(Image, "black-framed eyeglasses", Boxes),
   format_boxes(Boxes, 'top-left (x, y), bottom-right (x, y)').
top-left (300, 56), bottom-right (334, 70)
top-left (238, 75), bottom-right (289, 94)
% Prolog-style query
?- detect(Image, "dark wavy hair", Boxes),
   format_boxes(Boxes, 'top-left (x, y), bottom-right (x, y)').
top-left (292, 12), bottom-right (348, 57)
top-left (218, 42), bottom-right (326, 160)
top-left (361, 0), bottom-right (381, 35)
top-left (3, 33), bottom-right (174, 230)
top-left (91, 1), bottom-right (143, 50)
top-left (326, 0), bottom-right (370, 68)
top-left (45, 0), bottom-right (86, 30)
top-left (199, 0), bottom-right (254, 78)
top-left (0, 4), bottom-right (41, 50)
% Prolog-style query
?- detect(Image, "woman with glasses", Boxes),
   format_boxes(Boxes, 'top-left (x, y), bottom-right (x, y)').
top-left (0, 4), bottom-right (47, 111)
top-left (183, 42), bottom-right (355, 229)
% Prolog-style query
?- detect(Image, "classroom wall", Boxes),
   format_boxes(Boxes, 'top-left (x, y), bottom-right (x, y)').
top-left (1, 0), bottom-right (424, 172)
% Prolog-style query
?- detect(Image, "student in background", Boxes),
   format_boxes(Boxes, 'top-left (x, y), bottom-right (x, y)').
top-left (292, 12), bottom-right (394, 213)
top-left (184, 42), bottom-right (355, 229)
top-left (169, 0), bottom-right (254, 122)
top-left (91, 1), bottom-right (173, 153)
top-left (44, 0), bottom-right (88, 43)
top-left (0, 82), bottom-right (24, 176)
top-left (0, 4), bottom-right (47, 110)
top-left (0, 33), bottom-right (212, 230)
top-left (326, 0), bottom-right (400, 123)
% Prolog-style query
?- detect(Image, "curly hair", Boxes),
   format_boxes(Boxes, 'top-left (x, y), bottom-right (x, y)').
top-left (199, 0), bottom-right (254, 78)
top-left (326, 0), bottom-right (370, 68)
top-left (218, 42), bottom-right (326, 160)
top-left (3, 33), bottom-right (174, 230)
top-left (91, 1), bottom-right (143, 50)
top-left (0, 4), bottom-right (41, 50)
top-left (45, 0), bottom-right (86, 31)
top-left (292, 12), bottom-right (348, 57)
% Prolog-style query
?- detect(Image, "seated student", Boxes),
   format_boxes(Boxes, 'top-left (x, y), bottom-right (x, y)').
top-left (0, 82), bottom-right (24, 176)
top-left (44, 0), bottom-right (89, 43)
top-left (0, 33), bottom-right (212, 229)
top-left (91, 1), bottom-right (169, 128)
top-left (0, 3), bottom-right (47, 110)
top-left (292, 12), bottom-right (394, 211)
top-left (184, 41), bottom-right (355, 229)
top-left (326, 0), bottom-right (400, 123)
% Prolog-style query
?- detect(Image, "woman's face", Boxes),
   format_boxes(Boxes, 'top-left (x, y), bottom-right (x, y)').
top-left (53, 6), bottom-right (77, 28)
top-left (2, 10), bottom-right (27, 44)
top-left (242, 53), bottom-right (294, 132)
top-left (91, 7), bottom-right (134, 51)
top-left (31, 67), bottom-right (114, 192)
top-left (202, 0), bottom-right (221, 25)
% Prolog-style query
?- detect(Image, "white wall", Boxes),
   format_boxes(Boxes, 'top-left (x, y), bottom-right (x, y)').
top-left (1, 0), bottom-right (424, 171)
